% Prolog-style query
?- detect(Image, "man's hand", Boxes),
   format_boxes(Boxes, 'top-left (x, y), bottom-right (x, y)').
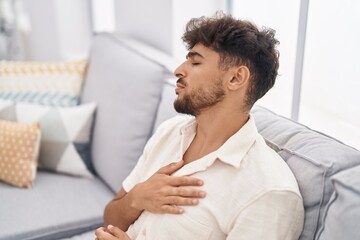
top-left (130, 160), bottom-right (206, 214)
top-left (103, 160), bottom-right (206, 231)
top-left (95, 225), bottom-right (130, 240)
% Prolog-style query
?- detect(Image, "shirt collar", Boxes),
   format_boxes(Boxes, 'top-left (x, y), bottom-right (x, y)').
top-left (179, 116), bottom-right (197, 135)
top-left (216, 115), bottom-right (258, 168)
top-left (179, 115), bottom-right (258, 168)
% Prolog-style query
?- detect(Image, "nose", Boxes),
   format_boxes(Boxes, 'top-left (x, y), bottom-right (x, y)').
top-left (174, 61), bottom-right (186, 78)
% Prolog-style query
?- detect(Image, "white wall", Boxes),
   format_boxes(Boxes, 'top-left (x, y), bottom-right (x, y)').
top-left (115, 0), bottom-right (174, 54)
top-left (115, 0), bottom-right (227, 61)
top-left (172, 0), bottom-right (227, 61)
top-left (22, 0), bottom-right (61, 60)
top-left (54, 0), bottom-right (92, 60)
top-left (22, 0), bottom-right (92, 61)
top-left (91, 0), bottom-right (116, 32)
top-left (11, 0), bottom-right (227, 62)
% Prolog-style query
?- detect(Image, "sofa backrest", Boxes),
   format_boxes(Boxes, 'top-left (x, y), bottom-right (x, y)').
top-left (81, 33), bottom-right (178, 192)
top-left (251, 106), bottom-right (360, 240)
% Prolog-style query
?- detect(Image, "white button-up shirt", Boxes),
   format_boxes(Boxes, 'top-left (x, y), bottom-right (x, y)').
top-left (123, 115), bottom-right (304, 240)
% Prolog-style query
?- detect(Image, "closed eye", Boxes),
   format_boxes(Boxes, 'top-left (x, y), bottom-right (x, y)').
top-left (186, 51), bottom-right (204, 66)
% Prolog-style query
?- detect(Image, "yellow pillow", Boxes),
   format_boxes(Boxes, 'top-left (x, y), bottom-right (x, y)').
top-left (0, 120), bottom-right (41, 188)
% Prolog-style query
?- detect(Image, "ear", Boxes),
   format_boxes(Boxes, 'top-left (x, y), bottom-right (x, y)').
top-left (227, 66), bottom-right (250, 91)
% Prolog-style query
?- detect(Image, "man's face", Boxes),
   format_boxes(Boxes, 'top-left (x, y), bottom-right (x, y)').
top-left (173, 44), bottom-right (226, 116)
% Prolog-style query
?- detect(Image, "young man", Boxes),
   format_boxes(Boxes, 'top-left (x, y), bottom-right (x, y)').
top-left (95, 13), bottom-right (304, 240)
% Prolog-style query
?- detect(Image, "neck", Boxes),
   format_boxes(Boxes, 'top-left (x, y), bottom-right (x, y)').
top-left (183, 103), bottom-right (249, 164)
top-left (195, 105), bottom-right (249, 144)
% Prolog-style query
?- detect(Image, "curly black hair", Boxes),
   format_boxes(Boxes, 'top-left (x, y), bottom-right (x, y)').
top-left (182, 12), bottom-right (280, 108)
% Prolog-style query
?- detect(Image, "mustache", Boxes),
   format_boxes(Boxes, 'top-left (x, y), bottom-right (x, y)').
top-left (176, 78), bottom-right (187, 86)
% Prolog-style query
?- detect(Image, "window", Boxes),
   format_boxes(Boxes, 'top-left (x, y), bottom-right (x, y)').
top-left (231, 0), bottom-right (360, 150)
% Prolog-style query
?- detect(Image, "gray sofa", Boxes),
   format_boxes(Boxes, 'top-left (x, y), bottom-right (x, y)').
top-left (0, 33), bottom-right (359, 240)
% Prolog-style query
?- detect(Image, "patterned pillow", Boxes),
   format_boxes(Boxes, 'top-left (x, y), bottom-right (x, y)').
top-left (0, 120), bottom-right (41, 188)
top-left (0, 60), bottom-right (87, 107)
top-left (16, 102), bottom-right (97, 178)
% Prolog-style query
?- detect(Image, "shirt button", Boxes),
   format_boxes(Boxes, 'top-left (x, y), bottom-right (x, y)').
top-left (142, 228), bottom-right (146, 236)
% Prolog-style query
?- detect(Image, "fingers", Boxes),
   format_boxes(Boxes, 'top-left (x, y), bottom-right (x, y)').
top-left (95, 227), bottom-right (106, 237)
top-left (169, 176), bottom-right (204, 187)
top-left (138, 161), bottom-right (207, 215)
top-left (107, 225), bottom-right (130, 240)
top-left (157, 160), bottom-right (184, 175)
top-left (169, 186), bottom-right (206, 198)
top-left (165, 195), bottom-right (201, 206)
top-left (160, 204), bottom-right (185, 214)
top-left (95, 227), bottom-right (117, 240)
top-left (156, 161), bottom-right (204, 188)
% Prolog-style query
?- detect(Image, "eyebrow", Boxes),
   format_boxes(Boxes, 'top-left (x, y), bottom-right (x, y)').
top-left (186, 51), bottom-right (204, 59)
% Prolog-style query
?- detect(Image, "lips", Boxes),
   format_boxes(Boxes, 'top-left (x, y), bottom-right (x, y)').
top-left (176, 82), bottom-right (186, 88)
top-left (175, 79), bottom-right (186, 94)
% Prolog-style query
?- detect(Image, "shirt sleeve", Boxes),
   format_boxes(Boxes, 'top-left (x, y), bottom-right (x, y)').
top-left (122, 133), bottom-right (157, 192)
top-left (226, 190), bottom-right (304, 240)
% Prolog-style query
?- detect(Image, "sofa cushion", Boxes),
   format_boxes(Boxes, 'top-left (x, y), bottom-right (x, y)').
top-left (251, 105), bottom-right (360, 240)
top-left (16, 102), bottom-right (96, 178)
top-left (318, 165), bottom-right (360, 240)
top-left (81, 33), bottom-right (176, 192)
top-left (59, 229), bottom-right (97, 240)
top-left (0, 120), bottom-right (41, 188)
top-left (0, 60), bottom-right (87, 107)
top-left (0, 171), bottom-right (114, 240)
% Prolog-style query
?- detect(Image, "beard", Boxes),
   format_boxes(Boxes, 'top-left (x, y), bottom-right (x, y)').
top-left (174, 78), bottom-right (225, 116)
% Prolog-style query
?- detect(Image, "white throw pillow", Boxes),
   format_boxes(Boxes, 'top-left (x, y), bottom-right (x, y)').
top-left (0, 100), bottom-right (16, 121)
top-left (16, 102), bottom-right (97, 178)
